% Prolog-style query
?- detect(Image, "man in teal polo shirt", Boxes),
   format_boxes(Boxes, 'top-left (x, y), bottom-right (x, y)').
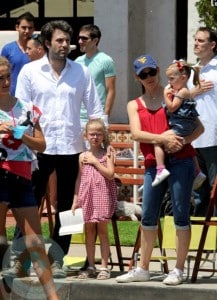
top-left (76, 24), bottom-right (116, 128)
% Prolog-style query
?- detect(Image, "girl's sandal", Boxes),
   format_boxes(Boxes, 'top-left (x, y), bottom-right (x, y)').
top-left (97, 268), bottom-right (110, 280)
top-left (78, 266), bottom-right (96, 279)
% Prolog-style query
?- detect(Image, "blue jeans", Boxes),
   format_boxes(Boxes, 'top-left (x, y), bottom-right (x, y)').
top-left (193, 146), bottom-right (217, 216)
top-left (142, 156), bottom-right (194, 229)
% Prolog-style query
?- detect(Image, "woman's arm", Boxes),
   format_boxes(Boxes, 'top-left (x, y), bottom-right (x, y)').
top-left (22, 121), bottom-right (46, 152)
top-left (127, 99), bottom-right (183, 152)
top-left (183, 117), bottom-right (204, 145)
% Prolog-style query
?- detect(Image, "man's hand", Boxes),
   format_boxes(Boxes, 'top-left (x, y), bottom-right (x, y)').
top-left (191, 79), bottom-right (214, 97)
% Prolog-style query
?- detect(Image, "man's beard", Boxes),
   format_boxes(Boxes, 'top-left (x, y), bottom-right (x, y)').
top-left (51, 51), bottom-right (68, 60)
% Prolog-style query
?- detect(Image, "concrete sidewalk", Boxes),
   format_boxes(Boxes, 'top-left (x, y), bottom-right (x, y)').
top-left (1, 244), bottom-right (217, 300)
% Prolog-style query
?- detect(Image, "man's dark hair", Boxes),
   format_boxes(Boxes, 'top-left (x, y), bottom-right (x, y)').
top-left (197, 26), bottom-right (217, 53)
top-left (16, 11), bottom-right (35, 25)
top-left (79, 24), bottom-right (101, 45)
top-left (40, 20), bottom-right (73, 52)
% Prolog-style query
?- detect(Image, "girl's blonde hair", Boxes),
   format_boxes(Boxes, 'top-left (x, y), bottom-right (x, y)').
top-left (85, 118), bottom-right (110, 148)
top-left (167, 60), bottom-right (200, 86)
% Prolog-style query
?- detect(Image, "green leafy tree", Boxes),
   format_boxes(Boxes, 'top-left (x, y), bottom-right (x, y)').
top-left (196, 0), bottom-right (217, 29)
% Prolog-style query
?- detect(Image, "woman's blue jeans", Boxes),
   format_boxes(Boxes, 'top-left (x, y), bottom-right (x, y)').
top-left (141, 156), bottom-right (194, 229)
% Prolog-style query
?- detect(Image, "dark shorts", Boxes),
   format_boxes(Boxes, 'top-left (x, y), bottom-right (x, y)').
top-left (0, 169), bottom-right (37, 208)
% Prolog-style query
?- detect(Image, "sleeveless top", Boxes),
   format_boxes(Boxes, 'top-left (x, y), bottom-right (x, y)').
top-left (136, 98), bottom-right (195, 168)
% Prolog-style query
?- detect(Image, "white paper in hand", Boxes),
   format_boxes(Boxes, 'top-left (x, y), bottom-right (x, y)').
top-left (59, 208), bottom-right (84, 236)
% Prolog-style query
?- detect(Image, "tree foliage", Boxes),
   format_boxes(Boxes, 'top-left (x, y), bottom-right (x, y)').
top-left (196, 0), bottom-right (217, 29)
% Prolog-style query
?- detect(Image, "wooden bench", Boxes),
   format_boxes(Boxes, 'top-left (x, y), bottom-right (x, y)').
top-left (109, 123), bottom-right (144, 167)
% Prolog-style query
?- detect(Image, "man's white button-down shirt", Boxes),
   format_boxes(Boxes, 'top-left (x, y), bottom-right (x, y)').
top-left (16, 55), bottom-right (103, 154)
top-left (188, 56), bottom-right (217, 148)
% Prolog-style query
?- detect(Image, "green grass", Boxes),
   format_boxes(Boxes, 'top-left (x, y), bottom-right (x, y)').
top-left (109, 221), bottom-right (159, 247)
top-left (108, 221), bottom-right (140, 246)
top-left (6, 223), bottom-right (51, 242)
top-left (6, 226), bottom-right (16, 241)
top-left (7, 221), bottom-right (159, 247)
top-left (6, 222), bottom-right (139, 246)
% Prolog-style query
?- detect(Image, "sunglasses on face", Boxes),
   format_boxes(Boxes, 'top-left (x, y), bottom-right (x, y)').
top-left (77, 36), bottom-right (90, 41)
top-left (31, 33), bottom-right (42, 44)
top-left (32, 33), bottom-right (39, 39)
top-left (138, 68), bottom-right (157, 80)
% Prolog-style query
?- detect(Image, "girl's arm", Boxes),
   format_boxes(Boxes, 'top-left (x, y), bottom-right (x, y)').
top-left (164, 87), bottom-right (190, 113)
top-left (84, 151), bottom-right (115, 180)
top-left (127, 99), bottom-right (183, 153)
top-left (107, 145), bottom-right (116, 163)
top-left (22, 121), bottom-right (46, 152)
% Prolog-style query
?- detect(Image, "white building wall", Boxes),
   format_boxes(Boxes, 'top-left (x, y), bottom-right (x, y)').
top-left (142, 0), bottom-right (176, 85)
top-left (187, 1), bottom-right (202, 64)
top-left (95, 0), bottom-right (177, 123)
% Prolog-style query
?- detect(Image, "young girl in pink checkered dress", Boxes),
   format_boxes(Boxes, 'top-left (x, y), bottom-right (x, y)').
top-left (72, 118), bottom-right (117, 280)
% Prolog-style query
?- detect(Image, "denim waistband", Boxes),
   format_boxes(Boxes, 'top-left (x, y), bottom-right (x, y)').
top-left (0, 169), bottom-right (29, 184)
